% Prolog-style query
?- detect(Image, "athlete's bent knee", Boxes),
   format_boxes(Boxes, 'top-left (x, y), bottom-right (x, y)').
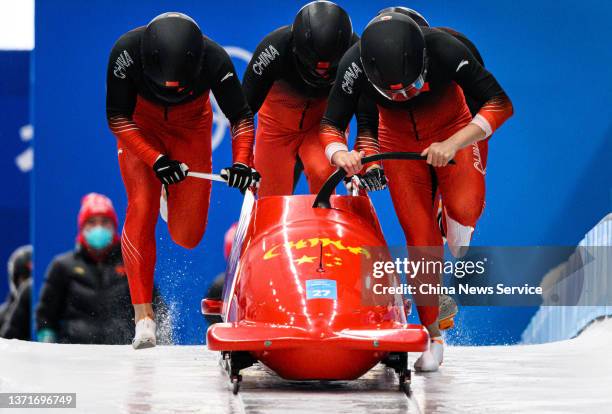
top-left (444, 198), bottom-right (484, 229)
top-left (169, 227), bottom-right (205, 250)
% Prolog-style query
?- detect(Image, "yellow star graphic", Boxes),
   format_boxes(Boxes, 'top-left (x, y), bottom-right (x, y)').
top-left (293, 239), bottom-right (308, 249)
top-left (294, 255), bottom-right (317, 265)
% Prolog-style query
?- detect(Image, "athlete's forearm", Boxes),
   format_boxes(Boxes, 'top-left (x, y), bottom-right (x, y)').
top-left (446, 93), bottom-right (513, 151)
top-left (320, 121), bottom-right (348, 163)
top-left (469, 93), bottom-right (514, 139)
top-left (355, 130), bottom-right (379, 156)
top-left (230, 116), bottom-right (255, 166)
top-left (107, 115), bottom-right (162, 166)
top-left (446, 123), bottom-right (487, 150)
top-left (355, 131), bottom-right (381, 170)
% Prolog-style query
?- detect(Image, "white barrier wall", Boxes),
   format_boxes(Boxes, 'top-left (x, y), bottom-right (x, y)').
top-left (0, 0), bottom-right (34, 50)
top-left (522, 214), bottom-right (612, 343)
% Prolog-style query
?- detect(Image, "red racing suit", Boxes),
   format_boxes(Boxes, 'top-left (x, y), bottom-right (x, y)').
top-left (254, 83), bottom-right (331, 195)
top-left (320, 28), bottom-right (513, 326)
top-left (106, 28), bottom-right (254, 304)
top-left (242, 26), bottom-right (358, 196)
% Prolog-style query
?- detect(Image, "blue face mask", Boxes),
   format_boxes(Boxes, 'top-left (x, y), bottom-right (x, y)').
top-left (84, 226), bottom-right (114, 250)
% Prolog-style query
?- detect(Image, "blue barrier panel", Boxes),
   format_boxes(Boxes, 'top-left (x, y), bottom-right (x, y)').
top-left (0, 51), bottom-right (31, 302)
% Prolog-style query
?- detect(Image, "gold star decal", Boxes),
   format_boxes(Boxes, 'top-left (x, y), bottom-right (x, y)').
top-left (294, 255), bottom-right (317, 265)
top-left (293, 239), bottom-right (308, 249)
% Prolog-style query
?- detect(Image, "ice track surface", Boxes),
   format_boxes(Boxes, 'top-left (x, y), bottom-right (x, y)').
top-left (1, 319), bottom-right (611, 414)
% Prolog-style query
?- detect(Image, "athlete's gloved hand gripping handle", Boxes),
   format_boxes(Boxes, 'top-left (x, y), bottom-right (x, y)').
top-left (332, 150), bottom-right (388, 192)
top-left (346, 166), bottom-right (388, 192)
top-left (221, 163), bottom-right (261, 193)
top-left (153, 155), bottom-right (189, 185)
top-left (315, 152), bottom-right (454, 209)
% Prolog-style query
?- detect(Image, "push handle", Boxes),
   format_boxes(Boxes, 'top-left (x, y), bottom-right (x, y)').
top-left (313, 152), bottom-right (455, 208)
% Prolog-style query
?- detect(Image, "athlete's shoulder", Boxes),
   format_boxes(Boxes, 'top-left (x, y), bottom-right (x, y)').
top-left (248, 26), bottom-right (290, 76)
top-left (203, 35), bottom-right (229, 59)
top-left (435, 27), bottom-right (484, 66)
top-left (108, 27), bottom-right (143, 79)
top-left (423, 27), bottom-right (472, 66)
top-left (337, 43), bottom-right (365, 95)
top-left (252, 25), bottom-right (292, 62)
top-left (339, 42), bottom-right (361, 63)
top-left (338, 42), bottom-right (362, 70)
top-left (435, 26), bottom-right (465, 39)
top-left (258, 25), bottom-right (293, 53)
top-left (111, 26), bottom-right (144, 53)
top-left (200, 36), bottom-right (236, 83)
top-left (423, 27), bottom-right (460, 49)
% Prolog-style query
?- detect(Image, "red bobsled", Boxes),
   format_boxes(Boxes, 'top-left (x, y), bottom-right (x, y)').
top-left (203, 153), bottom-right (430, 393)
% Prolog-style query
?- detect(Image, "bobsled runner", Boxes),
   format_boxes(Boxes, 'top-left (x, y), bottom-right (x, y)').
top-left (203, 153), bottom-right (433, 394)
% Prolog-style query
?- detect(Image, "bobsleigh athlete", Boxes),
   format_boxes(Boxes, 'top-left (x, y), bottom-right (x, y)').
top-left (320, 12), bottom-right (513, 370)
top-left (365, 6), bottom-right (493, 336)
top-left (379, 7), bottom-right (491, 237)
top-left (242, 1), bottom-right (356, 195)
top-left (106, 12), bottom-right (259, 349)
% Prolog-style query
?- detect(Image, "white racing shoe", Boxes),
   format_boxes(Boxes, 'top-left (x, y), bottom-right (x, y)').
top-left (414, 337), bottom-right (444, 372)
top-left (444, 207), bottom-right (473, 259)
top-left (132, 318), bottom-right (157, 350)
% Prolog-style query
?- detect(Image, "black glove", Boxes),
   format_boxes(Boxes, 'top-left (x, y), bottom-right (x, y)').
top-left (221, 163), bottom-right (261, 192)
top-left (153, 155), bottom-right (188, 185)
top-left (350, 167), bottom-right (387, 192)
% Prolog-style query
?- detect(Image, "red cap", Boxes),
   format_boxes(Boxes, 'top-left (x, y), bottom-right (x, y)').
top-left (77, 193), bottom-right (118, 231)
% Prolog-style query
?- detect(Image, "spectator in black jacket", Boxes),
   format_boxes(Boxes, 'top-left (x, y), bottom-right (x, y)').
top-left (0, 245), bottom-right (33, 340)
top-left (36, 193), bottom-right (166, 345)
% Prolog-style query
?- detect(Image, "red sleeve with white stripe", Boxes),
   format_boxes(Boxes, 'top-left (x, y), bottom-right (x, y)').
top-left (230, 116), bottom-right (255, 166)
top-left (107, 116), bottom-right (162, 167)
top-left (320, 122), bottom-right (348, 163)
top-left (469, 93), bottom-right (514, 138)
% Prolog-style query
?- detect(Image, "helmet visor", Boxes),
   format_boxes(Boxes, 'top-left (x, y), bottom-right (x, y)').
top-left (372, 73), bottom-right (426, 102)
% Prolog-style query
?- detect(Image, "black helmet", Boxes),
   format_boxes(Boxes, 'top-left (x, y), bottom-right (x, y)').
top-left (7, 245), bottom-right (32, 296)
top-left (377, 6), bottom-right (430, 27)
top-left (360, 12), bottom-right (427, 102)
top-left (141, 12), bottom-right (204, 103)
top-left (292, 1), bottom-right (353, 87)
